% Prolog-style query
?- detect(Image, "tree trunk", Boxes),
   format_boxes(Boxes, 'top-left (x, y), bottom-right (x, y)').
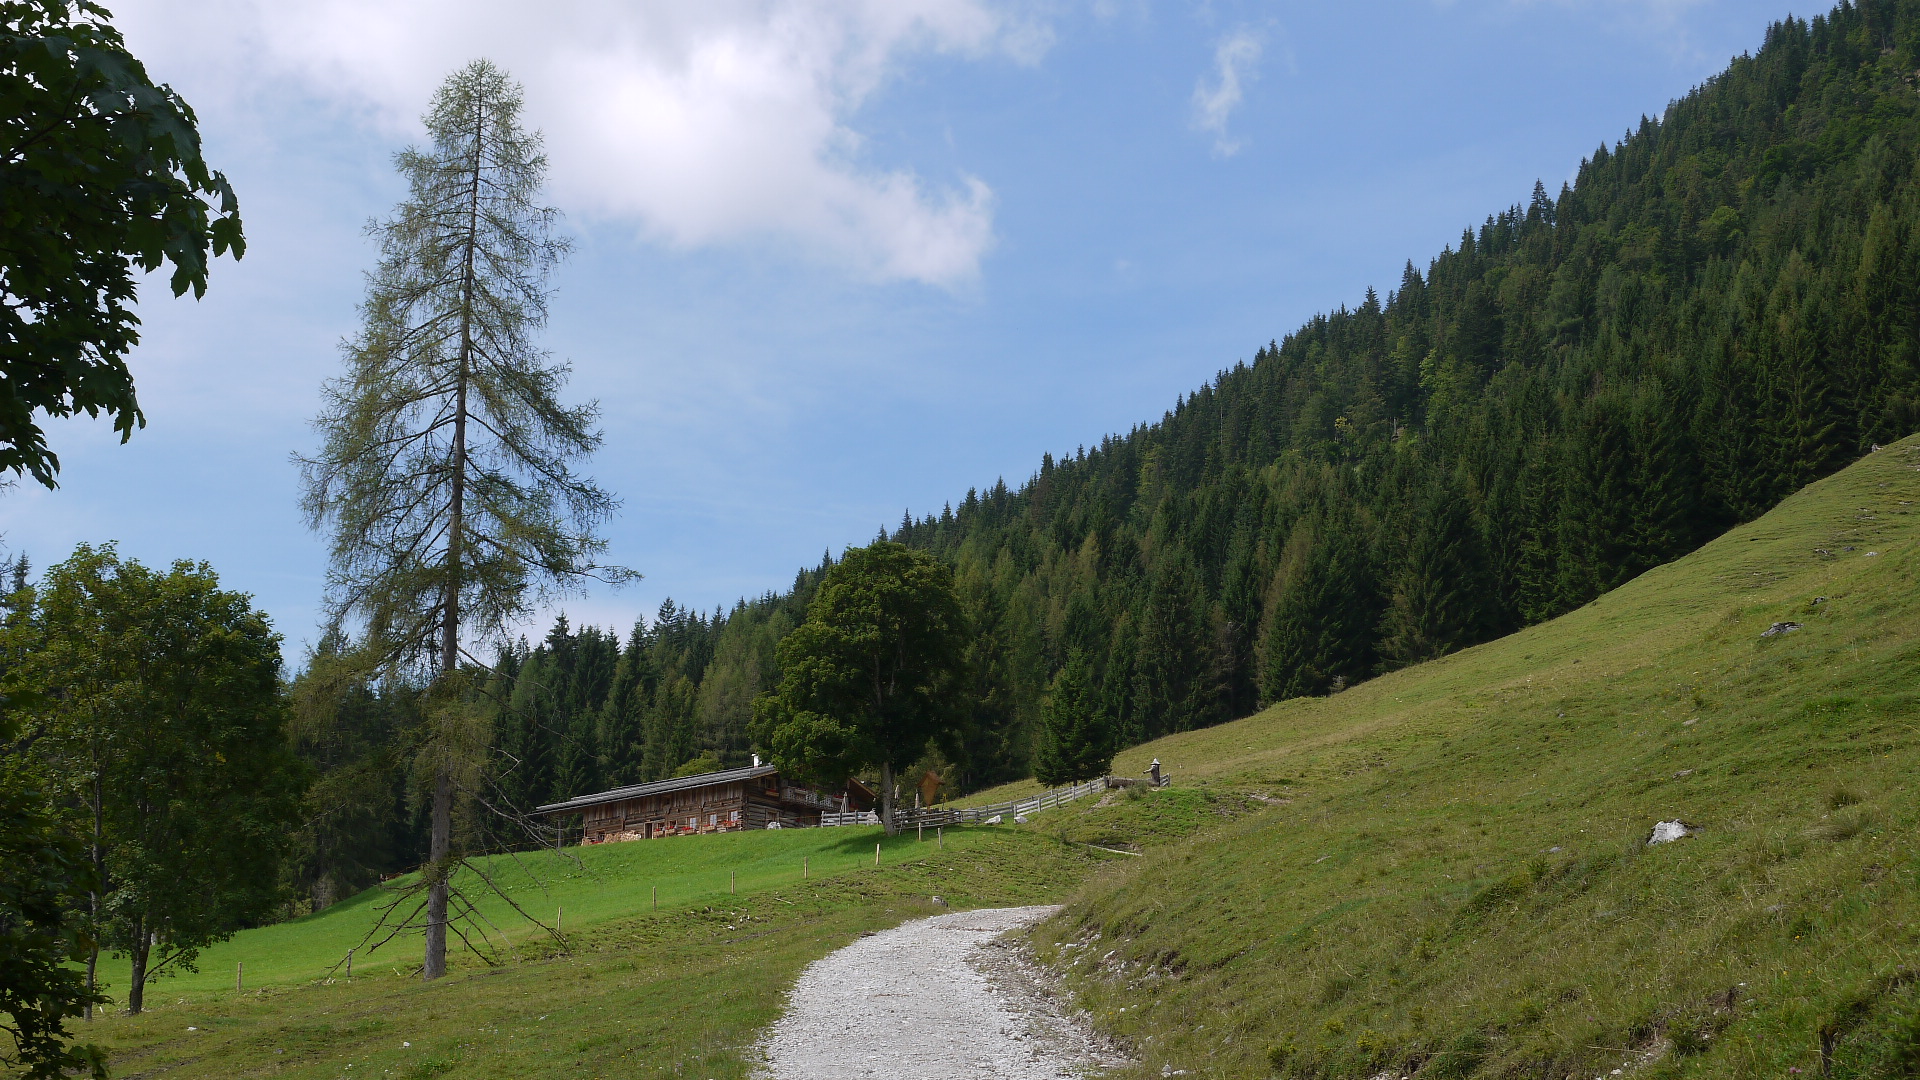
top-left (86, 772), bottom-right (102, 1020)
top-left (424, 83), bottom-right (485, 984)
top-left (423, 765), bottom-right (451, 979)
top-left (126, 916), bottom-right (148, 1015)
top-left (880, 761), bottom-right (896, 836)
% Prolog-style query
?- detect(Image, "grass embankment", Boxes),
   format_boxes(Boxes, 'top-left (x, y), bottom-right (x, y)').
top-left (999, 437), bottom-right (1920, 1079)
top-left (77, 825), bottom-right (1132, 1078)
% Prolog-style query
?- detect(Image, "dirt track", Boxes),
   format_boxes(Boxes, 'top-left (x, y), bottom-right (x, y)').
top-left (756, 905), bottom-right (1127, 1079)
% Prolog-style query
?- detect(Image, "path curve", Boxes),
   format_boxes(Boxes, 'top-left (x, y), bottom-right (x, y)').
top-left (758, 905), bottom-right (1125, 1079)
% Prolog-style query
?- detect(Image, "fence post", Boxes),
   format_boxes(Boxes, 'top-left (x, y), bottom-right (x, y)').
top-left (875, 842), bottom-right (881, 865)
top-left (236, 962), bottom-right (243, 992)
top-left (346, 948), bottom-right (353, 979)
top-left (803, 856), bottom-right (808, 879)
top-left (730, 870), bottom-right (736, 895)
top-left (938, 826), bottom-right (943, 850)
top-left (651, 885), bottom-right (657, 911)
top-left (557, 905), bottom-right (563, 935)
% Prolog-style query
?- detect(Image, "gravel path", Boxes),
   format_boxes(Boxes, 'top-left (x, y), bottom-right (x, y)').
top-left (757, 905), bottom-right (1129, 1079)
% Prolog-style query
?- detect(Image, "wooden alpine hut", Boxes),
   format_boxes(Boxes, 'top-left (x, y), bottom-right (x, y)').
top-left (533, 761), bottom-right (877, 844)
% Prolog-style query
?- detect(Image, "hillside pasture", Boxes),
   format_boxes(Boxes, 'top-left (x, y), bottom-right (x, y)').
top-left (1015, 438), bottom-right (1920, 1079)
top-left (98, 822), bottom-right (1012, 997)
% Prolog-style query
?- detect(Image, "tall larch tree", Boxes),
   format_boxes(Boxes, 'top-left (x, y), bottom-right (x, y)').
top-left (297, 60), bottom-right (630, 981)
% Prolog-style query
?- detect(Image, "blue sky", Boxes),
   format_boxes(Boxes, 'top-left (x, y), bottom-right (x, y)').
top-left (6, 0), bottom-right (1797, 653)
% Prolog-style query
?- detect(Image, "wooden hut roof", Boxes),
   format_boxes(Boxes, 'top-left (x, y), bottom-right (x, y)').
top-left (533, 764), bottom-right (778, 816)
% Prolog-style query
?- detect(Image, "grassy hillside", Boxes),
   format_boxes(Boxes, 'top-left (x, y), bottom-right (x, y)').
top-left (64, 436), bottom-right (1920, 1079)
top-left (1004, 436), bottom-right (1920, 1079)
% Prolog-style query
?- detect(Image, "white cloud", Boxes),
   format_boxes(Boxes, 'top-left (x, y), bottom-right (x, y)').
top-left (1191, 29), bottom-right (1261, 158)
top-left (111, 1), bottom-right (1045, 288)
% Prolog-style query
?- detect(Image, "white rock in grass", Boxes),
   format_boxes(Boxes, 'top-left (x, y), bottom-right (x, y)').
top-left (984, 814), bottom-right (1003, 824)
top-left (1014, 814), bottom-right (1030, 824)
top-left (1648, 820), bottom-right (1697, 845)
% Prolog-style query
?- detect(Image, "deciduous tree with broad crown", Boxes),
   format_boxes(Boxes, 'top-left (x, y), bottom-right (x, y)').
top-left (0, 688), bottom-right (106, 1079)
top-left (751, 542), bottom-right (968, 835)
top-left (0, 544), bottom-right (303, 1017)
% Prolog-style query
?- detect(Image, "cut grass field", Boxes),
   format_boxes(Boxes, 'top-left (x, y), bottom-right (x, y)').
top-left (57, 437), bottom-right (1920, 1080)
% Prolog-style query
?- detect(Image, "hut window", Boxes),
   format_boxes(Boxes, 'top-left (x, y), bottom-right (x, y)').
top-left (707, 814), bottom-right (717, 827)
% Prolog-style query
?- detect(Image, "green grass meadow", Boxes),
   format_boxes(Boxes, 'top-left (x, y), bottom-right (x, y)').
top-left (54, 437), bottom-right (1920, 1079)
top-left (106, 823), bottom-right (1000, 995)
top-left (80, 824), bottom-right (1131, 1078)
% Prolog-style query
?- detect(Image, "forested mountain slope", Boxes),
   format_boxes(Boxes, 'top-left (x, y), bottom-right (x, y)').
top-left (878, 0), bottom-right (1920, 784)
top-left (379, 1), bottom-right (1920, 843)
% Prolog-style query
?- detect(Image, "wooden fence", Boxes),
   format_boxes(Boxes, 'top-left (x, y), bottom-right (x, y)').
top-left (893, 776), bottom-right (1111, 828)
top-left (817, 771), bottom-right (1172, 829)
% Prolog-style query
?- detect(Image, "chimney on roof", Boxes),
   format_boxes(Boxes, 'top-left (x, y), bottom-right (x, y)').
top-left (752, 753), bottom-right (760, 768)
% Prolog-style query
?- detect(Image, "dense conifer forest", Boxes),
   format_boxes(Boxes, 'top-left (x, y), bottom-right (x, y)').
top-left (293, 1), bottom-right (1920, 899)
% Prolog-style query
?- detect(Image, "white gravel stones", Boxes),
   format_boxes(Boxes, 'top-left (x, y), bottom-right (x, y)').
top-left (757, 905), bottom-right (1124, 1079)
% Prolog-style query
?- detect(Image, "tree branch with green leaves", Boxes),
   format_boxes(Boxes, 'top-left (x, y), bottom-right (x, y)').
top-left (0, 0), bottom-right (244, 488)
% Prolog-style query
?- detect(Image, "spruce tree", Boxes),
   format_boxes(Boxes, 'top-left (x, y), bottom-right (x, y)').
top-left (1133, 554), bottom-right (1212, 737)
top-left (1552, 394), bottom-right (1636, 606)
top-left (2, 554), bottom-right (28, 611)
top-left (1033, 650), bottom-right (1114, 786)
top-left (596, 624), bottom-right (650, 785)
top-left (1259, 506), bottom-right (1376, 702)
top-left (644, 676), bottom-right (700, 781)
top-left (1378, 475), bottom-right (1501, 667)
top-left (496, 649), bottom-right (550, 813)
top-left (297, 61), bottom-right (629, 980)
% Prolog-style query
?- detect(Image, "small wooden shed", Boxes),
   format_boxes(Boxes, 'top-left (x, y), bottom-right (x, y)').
top-left (534, 764), bottom-right (877, 844)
